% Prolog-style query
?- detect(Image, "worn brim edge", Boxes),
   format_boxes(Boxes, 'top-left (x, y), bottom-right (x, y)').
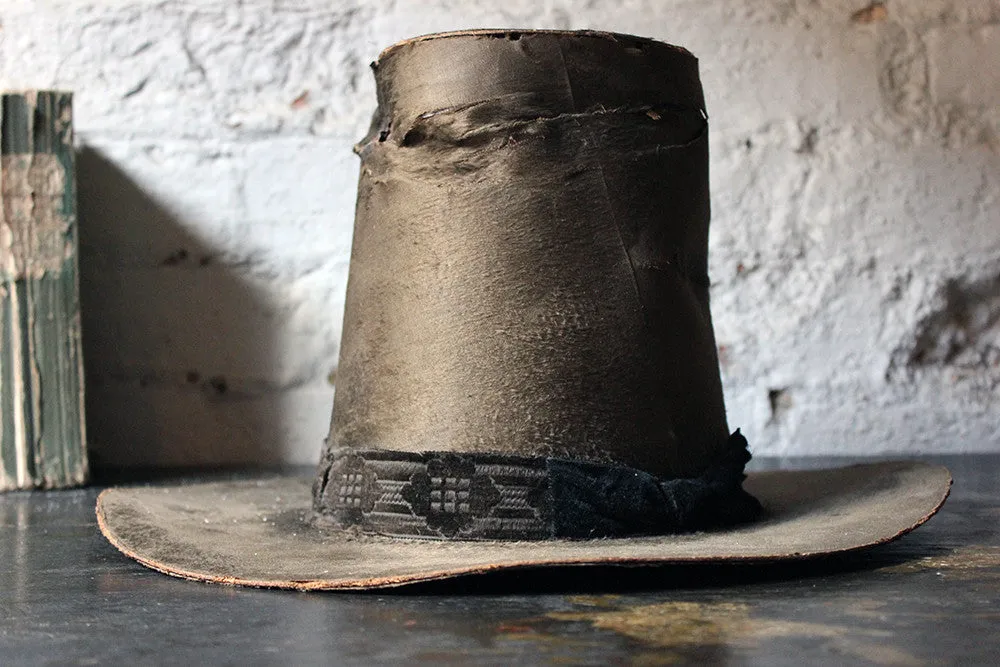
top-left (96, 461), bottom-right (952, 591)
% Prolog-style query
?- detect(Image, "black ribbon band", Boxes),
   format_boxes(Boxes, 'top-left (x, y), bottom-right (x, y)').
top-left (313, 431), bottom-right (761, 540)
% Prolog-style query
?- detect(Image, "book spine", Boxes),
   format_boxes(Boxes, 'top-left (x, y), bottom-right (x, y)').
top-left (0, 91), bottom-right (87, 491)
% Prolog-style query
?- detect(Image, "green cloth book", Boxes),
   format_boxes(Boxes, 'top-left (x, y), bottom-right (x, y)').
top-left (1, 91), bottom-right (87, 490)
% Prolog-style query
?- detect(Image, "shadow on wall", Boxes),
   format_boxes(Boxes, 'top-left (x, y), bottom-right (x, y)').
top-left (76, 146), bottom-right (284, 471)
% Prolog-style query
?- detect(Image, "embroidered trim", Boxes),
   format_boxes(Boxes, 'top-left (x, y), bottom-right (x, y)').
top-left (313, 431), bottom-right (760, 541)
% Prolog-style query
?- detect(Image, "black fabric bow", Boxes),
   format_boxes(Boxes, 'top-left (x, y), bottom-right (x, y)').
top-left (547, 430), bottom-right (761, 538)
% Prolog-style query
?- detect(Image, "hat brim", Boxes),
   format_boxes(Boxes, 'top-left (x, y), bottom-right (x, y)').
top-left (96, 461), bottom-right (951, 591)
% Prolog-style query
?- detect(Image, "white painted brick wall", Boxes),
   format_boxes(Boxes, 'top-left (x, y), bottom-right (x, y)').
top-left (1, 0), bottom-right (997, 466)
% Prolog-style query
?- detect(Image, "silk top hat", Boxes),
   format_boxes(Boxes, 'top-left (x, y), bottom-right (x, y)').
top-left (97, 29), bottom-right (951, 590)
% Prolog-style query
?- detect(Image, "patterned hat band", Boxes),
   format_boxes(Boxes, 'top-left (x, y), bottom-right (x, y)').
top-left (312, 431), bottom-right (761, 541)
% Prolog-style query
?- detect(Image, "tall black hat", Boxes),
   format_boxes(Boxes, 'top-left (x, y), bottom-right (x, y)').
top-left (97, 30), bottom-right (950, 590)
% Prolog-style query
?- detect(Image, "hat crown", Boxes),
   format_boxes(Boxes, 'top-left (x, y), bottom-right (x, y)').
top-left (326, 30), bottom-right (728, 479)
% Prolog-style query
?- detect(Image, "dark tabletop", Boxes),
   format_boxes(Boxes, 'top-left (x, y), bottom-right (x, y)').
top-left (2, 455), bottom-right (998, 666)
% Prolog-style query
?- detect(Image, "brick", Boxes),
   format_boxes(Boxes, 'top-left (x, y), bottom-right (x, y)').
top-left (242, 138), bottom-right (359, 220)
top-left (927, 25), bottom-right (1000, 108)
top-left (81, 266), bottom-right (343, 389)
top-left (86, 382), bottom-right (334, 466)
top-left (77, 141), bottom-right (243, 268)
